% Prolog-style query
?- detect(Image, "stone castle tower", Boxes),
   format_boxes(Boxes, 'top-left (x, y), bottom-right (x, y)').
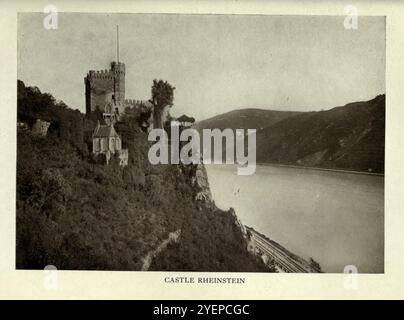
top-left (84, 61), bottom-right (126, 116)
top-left (84, 27), bottom-right (158, 128)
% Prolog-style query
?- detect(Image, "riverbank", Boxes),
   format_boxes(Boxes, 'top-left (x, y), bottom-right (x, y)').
top-left (256, 162), bottom-right (384, 176)
top-left (246, 226), bottom-right (322, 273)
top-left (206, 164), bottom-right (384, 273)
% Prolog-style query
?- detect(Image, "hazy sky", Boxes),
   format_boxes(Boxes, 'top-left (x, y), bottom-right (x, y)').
top-left (18, 13), bottom-right (385, 121)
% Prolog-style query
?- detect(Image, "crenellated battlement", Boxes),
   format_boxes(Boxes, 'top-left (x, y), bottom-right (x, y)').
top-left (86, 69), bottom-right (115, 80)
top-left (124, 99), bottom-right (150, 106)
top-left (85, 61), bottom-right (126, 114)
top-left (84, 61), bottom-right (156, 117)
top-left (85, 61), bottom-right (125, 81)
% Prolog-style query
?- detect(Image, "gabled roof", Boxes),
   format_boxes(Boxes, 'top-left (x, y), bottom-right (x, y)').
top-left (93, 123), bottom-right (120, 138)
top-left (177, 114), bottom-right (195, 123)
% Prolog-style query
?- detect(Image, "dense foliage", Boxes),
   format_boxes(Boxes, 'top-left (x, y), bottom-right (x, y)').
top-left (149, 208), bottom-right (269, 272)
top-left (16, 80), bottom-right (268, 272)
top-left (151, 79), bottom-right (175, 129)
top-left (255, 95), bottom-right (385, 173)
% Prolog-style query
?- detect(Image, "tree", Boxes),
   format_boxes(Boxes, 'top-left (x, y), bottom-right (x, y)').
top-left (29, 168), bottom-right (72, 220)
top-left (309, 257), bottom-right (322, 273)
top-left (151, 79), bottom-right (175, 129)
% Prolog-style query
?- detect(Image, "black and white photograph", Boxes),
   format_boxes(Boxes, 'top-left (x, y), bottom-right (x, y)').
top-left (16, 12), bottom-right (385, 274)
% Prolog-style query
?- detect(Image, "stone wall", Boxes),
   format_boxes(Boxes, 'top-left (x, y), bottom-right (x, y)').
top-left (117, 149), bottom-right (128, 166)
top-left (85, 62), bottom-right (126, 114)
top-left (32, 119), bottom-right (50, 136)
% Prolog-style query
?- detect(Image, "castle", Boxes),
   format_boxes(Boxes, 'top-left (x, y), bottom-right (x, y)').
top-left (84, 28), bottom-right (173, 166)
top-left (92, 120), bottom-right (128, 166)
top-left (85, 58), bottom-right (176, 166)
top-left (84, 61), bottom-right (137, 166)
top-left (84, 61), bottom-right (153, 125)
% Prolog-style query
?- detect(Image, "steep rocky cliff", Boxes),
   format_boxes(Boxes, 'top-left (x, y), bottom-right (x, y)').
top-left (190, 163), bottom-right (213, 204)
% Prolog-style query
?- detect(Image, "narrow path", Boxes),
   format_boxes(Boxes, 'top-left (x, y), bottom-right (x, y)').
top-left (141, 229), bottom-right (181, 271)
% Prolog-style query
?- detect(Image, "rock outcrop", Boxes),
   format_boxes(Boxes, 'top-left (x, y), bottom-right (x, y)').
top-left (190, 163), bottom-right (213, 205)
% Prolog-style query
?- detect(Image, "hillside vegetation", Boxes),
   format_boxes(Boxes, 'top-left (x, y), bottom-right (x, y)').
top-left (256, 95), bottom-right (385, 173)
top-left (195, 108), bottom-right (301, 132)
top-left (16, 80), bottom-right (268, 272)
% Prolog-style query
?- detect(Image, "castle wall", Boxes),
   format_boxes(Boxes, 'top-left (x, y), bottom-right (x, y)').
top-left (32, 119), bottom-right (50, 136)
top-left (117, 149), bottom-right (128, 166)
top-left (111, 62), bottom-right (125, 102)
top-left (86, 71), bottom-right (115, 112)
top-left (93, 138), bottom-right (100, 153)
top-left (93, 134), bottom-right (123, 155)
top-left (109, 137), bottom-right (121, 152)
top-left (101, 138), bottom-right (108, 152)
top-left (85, 62), bottom-right (126, 114)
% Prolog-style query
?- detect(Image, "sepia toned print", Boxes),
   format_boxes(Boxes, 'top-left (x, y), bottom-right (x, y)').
top-left (16, 12), bottom-right (384, 273)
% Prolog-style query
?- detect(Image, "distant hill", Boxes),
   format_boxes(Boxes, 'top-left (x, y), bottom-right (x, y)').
top-left (195, 96), bottom-right (385, 173)
top-left (256, 95), bottom-right (385, 173)
top-left (194, 108), bottom-right (301, 132)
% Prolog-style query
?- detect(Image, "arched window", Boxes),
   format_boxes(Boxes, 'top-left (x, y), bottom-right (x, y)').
top-left (101, 138), bottom-right (107, 151)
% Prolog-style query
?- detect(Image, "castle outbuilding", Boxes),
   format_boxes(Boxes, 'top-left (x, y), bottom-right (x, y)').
top-left (85, 27), bottom-right (173, 165)
top-left (32, 119), bottom-right (51, 136)
top-left (177, 114), bottom-right (195, 128)
top-left (92, 121), bottom-right (128, 166)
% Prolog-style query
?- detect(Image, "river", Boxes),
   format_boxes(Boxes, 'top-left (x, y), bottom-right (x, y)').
top-left (206, 164), bottom-right (384, 273)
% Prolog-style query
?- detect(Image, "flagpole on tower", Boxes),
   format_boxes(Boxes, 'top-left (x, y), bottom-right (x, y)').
top-left (116, 25), bottom-right (120, 63)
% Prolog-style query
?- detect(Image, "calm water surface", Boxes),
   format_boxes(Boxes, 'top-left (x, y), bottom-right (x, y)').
top-left (206, 164), bottom-right (384, 273)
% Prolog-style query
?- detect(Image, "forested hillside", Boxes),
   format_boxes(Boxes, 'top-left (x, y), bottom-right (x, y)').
top-left (194, 108), bottom-right (301, 132)
top-left (16, 80), bottom-right (269, 271)
top-left (256, 95), bottom-right (385, 173)
top-left (195, 95), bottom-right (385, 173)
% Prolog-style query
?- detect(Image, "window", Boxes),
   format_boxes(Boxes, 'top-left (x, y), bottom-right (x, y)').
top-left (93, 138), bottom-right (99, 152)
